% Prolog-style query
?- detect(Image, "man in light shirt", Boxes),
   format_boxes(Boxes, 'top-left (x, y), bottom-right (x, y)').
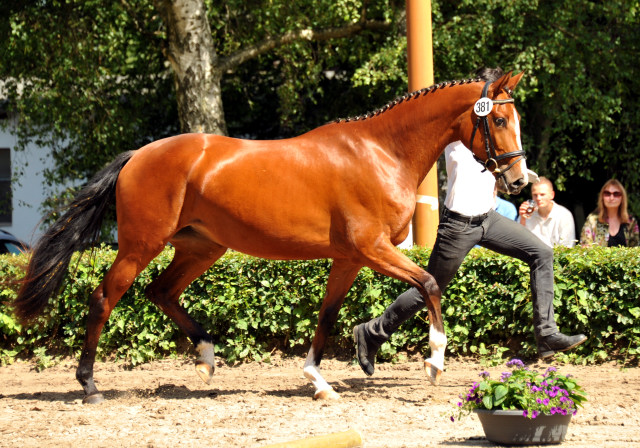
top-left (518, 177), bottom-right (576, 247)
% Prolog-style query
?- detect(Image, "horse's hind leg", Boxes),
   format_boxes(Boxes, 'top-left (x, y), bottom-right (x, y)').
top-left (303, 259), bottom-right (361, 400)
top-left (77, 248), bottom-right (163, 404)
top-left (144, 239), bottom-right (227, 385)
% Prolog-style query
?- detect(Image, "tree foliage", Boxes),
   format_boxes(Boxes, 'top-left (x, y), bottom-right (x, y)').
top-left (1, 0), bottom-right (176, 190)
top-left (1, 0), bottom-right (639, 224)
top-left (1, 0), bottom-right (398, 192)
top-left (354, 0), bottom-right (640, 219)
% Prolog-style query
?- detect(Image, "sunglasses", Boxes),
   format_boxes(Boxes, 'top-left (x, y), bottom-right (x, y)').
top-left (603, 190), bottom-right (622, 198)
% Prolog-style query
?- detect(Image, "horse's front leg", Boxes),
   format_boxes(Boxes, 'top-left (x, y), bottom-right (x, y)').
top-left (358, 239), bottom-right (446, 385)
top-left (423, 306), bottom-right (447, 385)
top-left (303, 260), bottom-right (361, 400)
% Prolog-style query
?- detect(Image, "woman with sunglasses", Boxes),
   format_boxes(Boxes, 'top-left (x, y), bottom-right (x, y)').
top-left (579, 179), bottom-right (639, 247)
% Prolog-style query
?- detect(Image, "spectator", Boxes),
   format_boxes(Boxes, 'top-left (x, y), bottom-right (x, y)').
top-left (579, 179), bottom-right (639, 247)
top-left (518, 177), bottom-right (575, 247)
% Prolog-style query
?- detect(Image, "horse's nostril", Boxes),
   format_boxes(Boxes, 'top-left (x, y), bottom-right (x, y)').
top-left (509, 178), bottom-right (526, 194)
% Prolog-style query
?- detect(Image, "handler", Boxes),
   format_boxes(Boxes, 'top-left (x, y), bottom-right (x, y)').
top-left (354, 68), bottom-right (587, 376)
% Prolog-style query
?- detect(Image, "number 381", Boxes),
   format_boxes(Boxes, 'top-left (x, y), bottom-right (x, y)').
top-left (475, 100), bottom-right (490, 114)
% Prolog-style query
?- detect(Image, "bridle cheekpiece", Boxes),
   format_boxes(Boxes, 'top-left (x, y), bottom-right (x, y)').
top-left (469, 81), bottom-right (526, 178)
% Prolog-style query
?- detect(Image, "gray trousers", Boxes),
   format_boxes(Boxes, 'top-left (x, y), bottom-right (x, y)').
top-left (364, 209), bottom-right (559, 346)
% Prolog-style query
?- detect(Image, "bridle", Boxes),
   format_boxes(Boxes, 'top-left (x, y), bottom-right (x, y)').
top-left (469, 81), bottom-right (526, 180)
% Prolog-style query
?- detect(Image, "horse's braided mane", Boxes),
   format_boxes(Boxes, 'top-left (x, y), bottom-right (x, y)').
top-left (334, 77), bottom-right (481, 123)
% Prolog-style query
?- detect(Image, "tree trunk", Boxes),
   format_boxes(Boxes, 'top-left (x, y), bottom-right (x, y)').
top-left (154, 0), bottom-right (392, 137)
top-left (154, 0), bottom-right (227, 135)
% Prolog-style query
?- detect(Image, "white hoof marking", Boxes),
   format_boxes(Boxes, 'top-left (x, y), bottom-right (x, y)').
top-left (303, 353), bottom-right (338, 399)
top-left (425, 325), bottom-right (447, 385)
top-left (195, 341), bottom-right (216, 383)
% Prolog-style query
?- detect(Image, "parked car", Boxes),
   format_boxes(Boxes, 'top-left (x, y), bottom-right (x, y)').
top-left (0, 229), bottom-right (30, 255)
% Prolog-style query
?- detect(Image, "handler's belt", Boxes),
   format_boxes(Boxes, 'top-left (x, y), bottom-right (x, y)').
top-left (442, 207), bottom-right (489, 225)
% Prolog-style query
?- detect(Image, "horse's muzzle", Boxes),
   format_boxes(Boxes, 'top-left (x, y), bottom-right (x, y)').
top-left (507, 177), bottom-right (527, 194)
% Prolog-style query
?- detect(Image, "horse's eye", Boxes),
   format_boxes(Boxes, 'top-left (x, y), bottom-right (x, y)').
top-left (494, 117), bottom-right (506, 127)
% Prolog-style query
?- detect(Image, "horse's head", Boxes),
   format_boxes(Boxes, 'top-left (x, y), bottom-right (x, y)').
top-left (467, 71), bottom-right (529, 195)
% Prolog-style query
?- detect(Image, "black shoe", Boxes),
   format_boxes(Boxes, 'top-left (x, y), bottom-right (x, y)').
top-left (353, 323), bottom-right (379, 376)
top-left (538, 332), bottom-right (587, 359)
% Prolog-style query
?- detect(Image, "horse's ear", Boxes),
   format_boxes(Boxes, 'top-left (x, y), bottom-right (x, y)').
top-left (490, 70), bottom-right (524, 97)
top-left (489, 71), bottom-right (513, 98)
top-left (506, 71), bottom-right (525, 92)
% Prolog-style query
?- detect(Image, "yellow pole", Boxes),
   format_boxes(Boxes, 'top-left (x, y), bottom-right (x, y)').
top-left (406, 0), bottom-right (438, 248)
top-left (261, 429), bottom-right (363, 448)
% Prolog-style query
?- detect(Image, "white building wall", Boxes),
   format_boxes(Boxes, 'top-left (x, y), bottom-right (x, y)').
top-left (0, 126), bottom-right (53, 245)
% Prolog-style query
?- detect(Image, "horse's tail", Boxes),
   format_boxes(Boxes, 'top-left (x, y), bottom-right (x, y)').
top-left (13, 150), bottom-right (135, 323)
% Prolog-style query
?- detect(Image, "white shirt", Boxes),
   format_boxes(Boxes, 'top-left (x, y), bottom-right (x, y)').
top-left (444, 141), bottom-right (496, 216)
top-left (396, 141), bottom-right (493, 248)
top-left (524, 202), bottom-right (576, 247)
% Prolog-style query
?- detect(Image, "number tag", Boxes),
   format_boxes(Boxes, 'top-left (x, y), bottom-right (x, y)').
top-left (474, 98), bottom-right (493, 117)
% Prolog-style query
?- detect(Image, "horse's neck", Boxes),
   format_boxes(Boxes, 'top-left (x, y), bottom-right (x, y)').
top-left (345, 83), bottom-right (478, 187)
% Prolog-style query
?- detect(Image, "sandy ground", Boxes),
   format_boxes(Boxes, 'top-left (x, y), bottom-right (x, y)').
top-left (1, 355), bottom-right (639, 448)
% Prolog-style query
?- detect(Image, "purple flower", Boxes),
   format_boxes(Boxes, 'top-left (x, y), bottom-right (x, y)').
top-left (454, 361), bottom-right (583, 423)
top-left (547, 386), bottom-right (561, 398)
top-left (506, 359), bottom-right (525, 368)
top-left (450, 416), bottom-right (455, 422)
top-left (500, 372), bottom-right (512, 381)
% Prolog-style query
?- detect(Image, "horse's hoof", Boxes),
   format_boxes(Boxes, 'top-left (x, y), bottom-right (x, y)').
top-left (423, 360), bottom-right (442, 386)
top-left (195, 360), bottom-right (215, 384)
top-left (314, 388), bottom-right (340, 400)
top-left (82, 393), bottom-right (105, 405)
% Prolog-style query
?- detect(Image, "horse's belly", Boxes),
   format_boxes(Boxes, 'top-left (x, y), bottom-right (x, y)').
top-left (198, 217), bottom-right (337, 260)
top-left (184, 194), bottom-right (338, 260)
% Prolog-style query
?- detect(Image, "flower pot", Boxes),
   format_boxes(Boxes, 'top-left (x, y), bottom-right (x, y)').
top-left (474, 409), bottom-right (572, 445)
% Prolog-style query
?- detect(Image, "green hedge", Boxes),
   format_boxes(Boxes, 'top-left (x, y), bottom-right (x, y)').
top-left (1, 246), bottom-right (639, 367)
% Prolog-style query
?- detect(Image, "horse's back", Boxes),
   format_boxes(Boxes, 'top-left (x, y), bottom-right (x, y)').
top-left (188, 134), bottom-right (343, 258)
top-left (114, 133), bottom-right (342, 259)
top-left (114, 131), bottom-right (412, 260)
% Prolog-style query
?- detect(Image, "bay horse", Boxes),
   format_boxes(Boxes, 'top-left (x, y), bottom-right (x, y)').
top-left (14, 71), bottom-right (528, 403)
